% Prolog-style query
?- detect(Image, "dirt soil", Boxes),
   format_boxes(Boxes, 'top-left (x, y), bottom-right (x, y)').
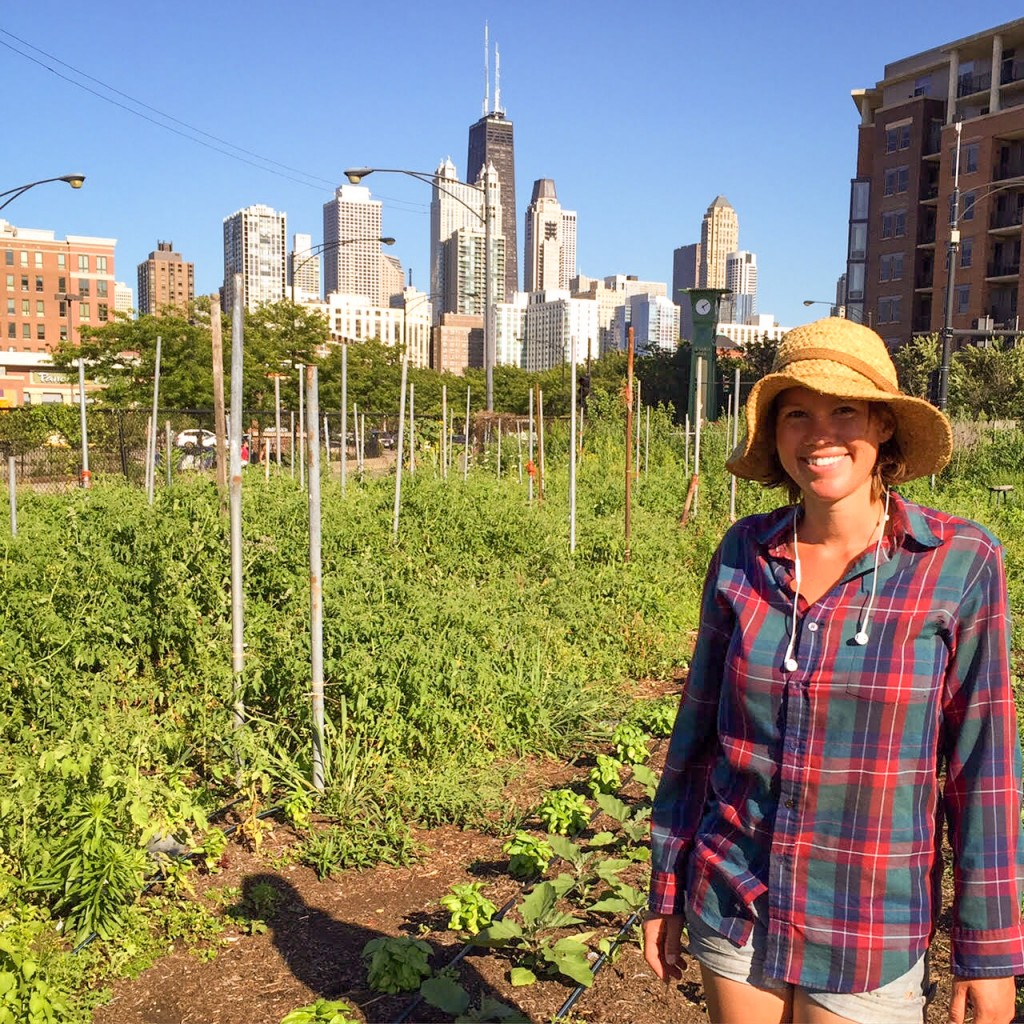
top-left (89, 724), bottom-right (990, 1024)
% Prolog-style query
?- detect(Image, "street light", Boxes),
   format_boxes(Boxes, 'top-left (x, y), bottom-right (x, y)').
top-left (802, 299), bottom-right (869, 325)
top-left (0, 174), bottom-right (85, 212)
top-left (290, 235), bottom-right (395, 304)
top-left (345, 165), bottom-right (498, 412)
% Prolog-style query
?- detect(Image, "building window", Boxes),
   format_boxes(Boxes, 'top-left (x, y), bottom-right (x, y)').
top-left (96, 256), bottom-right (108, 273)
top-left (34, 252), bottom-right (42, 268)
top-left (880, 254), bottom-right (905, 281)
top-left (36, 324), bottom-right (45, 341)
top-left (882, 210), bottom-right (907, 238)
top-left (78, 279), bottom-right (90, 297)
top-left (22, 324), bottom-right (30, 340)
top-left (21, 300), bottom-right (29, 315)
top-left (58, 276), bottom-right (66, 292)
top-left (79, 302), bottom-right (90, 320)
top-left (57, 253), bottom-right (65, 269)
top-left (4, 251), bottom-right (12, 266)
top-left (96, 280), bottom-right (108, 298)
top-left (60, 327), bottom-right (67, 341)
top-left (961, 191), bottom-right (976, 221)
top-left (35, 276), bottom-right (44, 292)
top-left (964, 142), bottom-right (979, 174)
top-left (960, 238), bottom-right (973, 268)
top-left (885, 126), bottom-right (911, 153)
top-left (884, 167), bottom-right (910, 196)
top-left (878, 296), bottom-right (902, 324)
top-left (36, 300), bottom-right (44, 317)
top-left (20, 276), bottom-right (28, 291)
top-left (956, 284), bottom-right (970, 314)
top-left (19, 252), bottom-right (27, 267)
top-left (5, 299), bottom-right (13, 315)
top-left (4, 274), bottom-right (12, 289)
top-left (6, 323), bottom-right (14, 339)
top-left (98, 304), bottom-right (108, 322)
top-left (77, 255), bottom-right (89, 272)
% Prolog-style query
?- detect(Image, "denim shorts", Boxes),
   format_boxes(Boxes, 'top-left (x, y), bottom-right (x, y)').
top-left (685, 903), bottom-right (930, 1024)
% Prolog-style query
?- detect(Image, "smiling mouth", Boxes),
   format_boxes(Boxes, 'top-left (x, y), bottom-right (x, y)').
top-left (804, 455), bottom-right (846, 467)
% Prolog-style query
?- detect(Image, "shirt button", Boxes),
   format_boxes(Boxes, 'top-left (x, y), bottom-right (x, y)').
top-left (807, 622), bottom-right (819, 632)
top-left (784, 799), bottom-right (796, 809)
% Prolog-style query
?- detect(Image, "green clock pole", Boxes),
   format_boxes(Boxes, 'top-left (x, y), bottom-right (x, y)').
top-left (685, 288), bottom-right (730, 424)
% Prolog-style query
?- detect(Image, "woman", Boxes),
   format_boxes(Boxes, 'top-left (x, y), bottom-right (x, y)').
top-left (644, 318), bottom-right (1024, 1024)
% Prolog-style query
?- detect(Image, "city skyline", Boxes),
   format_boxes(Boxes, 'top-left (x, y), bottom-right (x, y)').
top-left (2, 1), bottom-right (1021, 333)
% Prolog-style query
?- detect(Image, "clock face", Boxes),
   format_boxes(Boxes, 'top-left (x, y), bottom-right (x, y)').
top-left (695, 298), bottom-right (712, 316)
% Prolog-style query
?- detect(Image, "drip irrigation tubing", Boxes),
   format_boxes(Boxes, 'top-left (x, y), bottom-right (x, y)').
top-left (553, 908), bottom-right (643, 1022)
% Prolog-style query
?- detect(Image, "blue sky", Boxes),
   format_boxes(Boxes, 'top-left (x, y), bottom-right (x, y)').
top-left (2, 1), bottom-right (1020, 330)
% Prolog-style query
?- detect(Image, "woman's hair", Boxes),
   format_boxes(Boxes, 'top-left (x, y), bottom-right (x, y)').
top-left (764, 399), bottom-right (907, 504)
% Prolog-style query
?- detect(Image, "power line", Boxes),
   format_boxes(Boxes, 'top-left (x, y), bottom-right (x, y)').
top-left (0, 29), bottom-right (433, 217)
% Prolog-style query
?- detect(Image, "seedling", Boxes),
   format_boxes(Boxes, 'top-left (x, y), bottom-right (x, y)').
top-left (362, 936), bottom-right (432, 993)
top-left (502, 832), bottom-right (553, 879)
top-left (536, 788), bottom-right (589, 836)
top-left (587, 754), bottom-right (622, 796)
top-left (612, 722), bottom-right (650, 765)
top-left (440, 883), bottom-right (497, 935)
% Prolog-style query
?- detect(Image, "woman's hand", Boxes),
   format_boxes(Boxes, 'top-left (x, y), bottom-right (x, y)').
top-left (948, 975), bottom-right (1017, 1024)
top-left (643, 911), bottom-right (686, 983)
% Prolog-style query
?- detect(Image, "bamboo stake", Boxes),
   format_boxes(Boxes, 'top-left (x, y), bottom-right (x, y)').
top-left (441, 384), bottom-right (448, 481)
top-left (228, 274), bottom-right (245, 734)
top-left (625, 327), bottom-right (634, 562)
top-left (528, 389), bottom-right (535, 502)
top-left (305, 365), bottom-right (325, 793)
top-left (210, 293), bottom-right (227, 495)
top-left (569, 336), bottom-right (577, 553)
top-left (393, 347), bottom-right (410, 542)
top-left (463, 387), bottom-right (471, 481)
top-left (340, 343), bottom-right (348, 494)
top-left (537, 386), bottom-right (545, 501)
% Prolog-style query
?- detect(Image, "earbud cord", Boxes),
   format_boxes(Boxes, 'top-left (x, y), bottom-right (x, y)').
top-left (853, 487), bottom-right (891, 646)
top-left (782, 507), bottom-right (801, 673)
top-left (782, 489), bottom-right (890, 671)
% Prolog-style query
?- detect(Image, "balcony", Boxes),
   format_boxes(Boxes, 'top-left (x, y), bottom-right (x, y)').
top-left (1000, 59), bottom-right (1024, 86)
top-left (958, 70), bottom-right (992, 98)
top-left (986, 260), bottom-right (1021, 280)
top-left (923, 124), bottom-right (943, 157)
top-left (989, 206), bottom-right (1024, 232)
top-left (917, 223), bottom-right (937, 246)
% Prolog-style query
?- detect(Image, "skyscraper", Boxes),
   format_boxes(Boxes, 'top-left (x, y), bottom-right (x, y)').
top-left (725, 250), bottom-right (758, 324)
top-left (523, 179), bottom-right (577, 292)
top-left (322, 184), bottom-right (384, 303)
top-left (223, 204), bottom-right (287, 313)
top-left (289, 233), bottom-right (320, 303)
top-left (672, 242), bottom-right (701, 340)
top-left (467, 36), bottom-right (517, 300)
top-left (137, 241), bottom-right (194, 316)
top-left (430, 158), bottom-right (504, 319)
top-left (699, 196), bottom-right (739, 290)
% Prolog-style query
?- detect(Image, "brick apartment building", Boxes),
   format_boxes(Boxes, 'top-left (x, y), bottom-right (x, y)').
top-left (0, 219), bottom-right (116, 405)
top-left (848, 17), bottom-right (1024, 348)
top-left (137, 240), bottom-right (194, 316)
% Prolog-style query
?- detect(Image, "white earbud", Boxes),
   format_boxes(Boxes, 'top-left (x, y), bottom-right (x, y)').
top-left (784, 656), bottom-right (799, 672)
top-left (853, 631), bottom-right (869, 645)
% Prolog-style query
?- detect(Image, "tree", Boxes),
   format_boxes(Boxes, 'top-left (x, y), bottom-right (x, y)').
top-left (948, 338), bottom-right (1024, 419)
top-left (241, 301), bottom-right (329, 410)
top-left (735, 332), bottom-right (778, 382)
top-left (49, 302), bottom-right (216, 409)
top-left (891, 333), bottom-right (939, 400)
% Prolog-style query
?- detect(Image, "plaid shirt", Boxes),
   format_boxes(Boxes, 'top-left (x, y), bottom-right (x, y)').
top-left (650, 492), bottom-right (1024, 992)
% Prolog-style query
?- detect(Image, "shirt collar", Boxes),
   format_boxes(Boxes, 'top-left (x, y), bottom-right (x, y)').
top-left (753, 491), bottom-right (943, 552)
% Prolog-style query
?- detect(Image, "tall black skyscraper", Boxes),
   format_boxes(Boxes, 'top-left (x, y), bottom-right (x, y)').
top-left (467, 36), bottom-right (517, 301)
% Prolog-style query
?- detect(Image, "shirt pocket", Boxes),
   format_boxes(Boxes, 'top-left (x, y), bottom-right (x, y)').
top-left (840, 611), bottom-right (951, 703)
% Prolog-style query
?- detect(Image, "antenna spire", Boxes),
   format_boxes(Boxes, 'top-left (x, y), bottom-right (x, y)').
top-left (483, 23), bottom-right (489, 116)
top-left (495, 44), bottom-right (502, 114)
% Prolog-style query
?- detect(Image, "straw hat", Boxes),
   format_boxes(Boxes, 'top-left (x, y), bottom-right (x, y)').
top-left (726, 317), bottom-right (952, 484)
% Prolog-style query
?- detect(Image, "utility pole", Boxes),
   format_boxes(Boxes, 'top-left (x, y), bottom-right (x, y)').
top-left (939, 119), bottom-right (962, 412)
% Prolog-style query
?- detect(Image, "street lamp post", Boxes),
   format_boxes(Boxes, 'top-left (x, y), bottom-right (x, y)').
top-left (290, 235), bottom-right (395, 304)
top-left (345, 166), bottom-right (497, 412)
top-left (0, 174), bottom-right (85, 212)
top-left (802, 299), bottom-right (869, 325)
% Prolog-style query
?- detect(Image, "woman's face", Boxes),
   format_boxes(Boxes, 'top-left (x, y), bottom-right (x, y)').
top-left (773, 387), bottom-right (893, 509)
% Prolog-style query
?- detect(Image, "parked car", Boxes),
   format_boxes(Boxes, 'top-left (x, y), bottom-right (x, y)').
top-left (174, 428), bottom-right (216, 449)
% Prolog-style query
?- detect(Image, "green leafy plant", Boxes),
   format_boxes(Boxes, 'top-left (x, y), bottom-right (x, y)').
top-left (594, 792), bottom-right (653, 851)
top-left (280, 999), bottom-right (359, 1024)
top-left (0, 920), bottom-right (72, 1024)
top-left (629, 695), bottom-right (678, 738)
top-left (361, 936), bottom-right (432, 994)
top-left (29, 794), bottom-right (148, 942)
top-left (630, 763), bottom-right (659, 801)
top-left (536, 789), bottom-right (589, 836)
top-left (587, 754), bottom-right (623, 796)
top-left (502, 832), bottom-right (553, 880)
top-left (420, 976), bottom-right (529, 1022)
top-left (439, 883), bottom-right (498, 935)
top-left (472, 881), bottom-right (592, 987)
top-left (612, 722), bottom-right (650, 765)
